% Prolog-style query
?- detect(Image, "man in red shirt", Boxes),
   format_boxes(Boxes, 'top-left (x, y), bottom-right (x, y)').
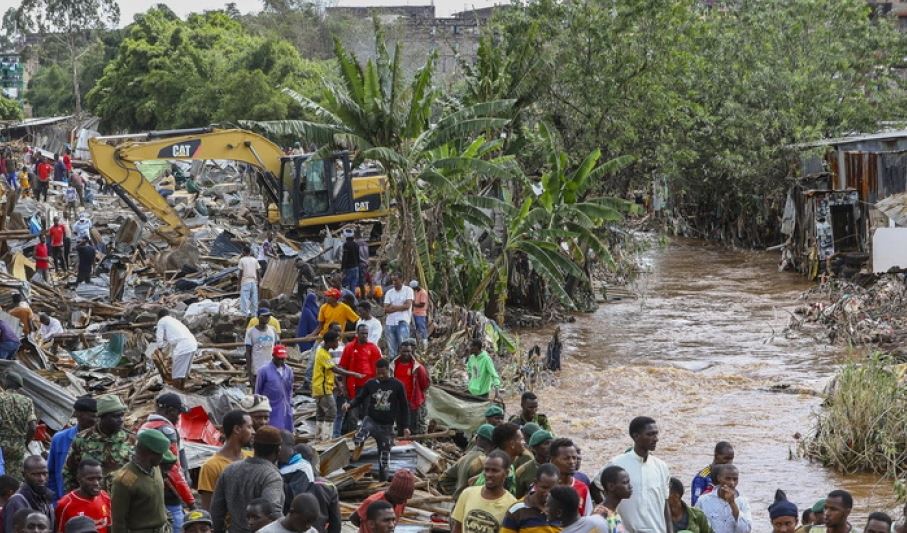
top-left (350, 469), bottom-right (414, 533)
top-left (338, 324), bottom-right (381, 429)
top-left (34, 232), bottom-right (50, 281)
top-left (48, 218), bottom-right (66, 273)
top-left (63, 149), bottom-right (73, 179)
top-left (391, 340), bottom-right (430, 435)
top-left (36, 158), bottom-right (52, 202)
top-left (55, 458), bottom-right (111, 533)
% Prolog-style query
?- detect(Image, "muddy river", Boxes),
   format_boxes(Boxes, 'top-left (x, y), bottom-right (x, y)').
top-left (519, 238), bottom-right (899, 526)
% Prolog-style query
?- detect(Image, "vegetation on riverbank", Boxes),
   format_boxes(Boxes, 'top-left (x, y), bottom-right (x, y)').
top-left (803, 354), bottom-right (907, 500)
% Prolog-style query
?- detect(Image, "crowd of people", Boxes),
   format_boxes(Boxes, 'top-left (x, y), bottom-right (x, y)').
top-left (0, 143), bottom-right (902, 533)
top-left (1, 373), bottom-right (903, 533)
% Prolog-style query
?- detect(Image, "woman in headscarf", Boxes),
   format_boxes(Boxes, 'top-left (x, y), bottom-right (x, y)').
top-left (297, 292), bottom-right (320, 351)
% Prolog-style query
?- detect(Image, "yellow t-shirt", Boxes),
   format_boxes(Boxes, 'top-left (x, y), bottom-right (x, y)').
top-left (246, 316), bottom-right (282, 334)
top-left (197, 451), bottom-right (251, 492)
top-left (18, 171), bottom-right (29, 189)
top-left (317, 303), bottom-right (359, 335)
top-left (451, 486), bottom-right (518, 533)
top-left (312, 347), bottom-right (336, 397)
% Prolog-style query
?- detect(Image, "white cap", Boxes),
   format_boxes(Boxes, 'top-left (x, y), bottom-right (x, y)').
top-left (409, 280), bottom-right (419, 288)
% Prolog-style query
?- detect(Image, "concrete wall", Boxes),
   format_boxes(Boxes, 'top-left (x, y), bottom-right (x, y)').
top-left (326, 5), bottom-right (496, 84)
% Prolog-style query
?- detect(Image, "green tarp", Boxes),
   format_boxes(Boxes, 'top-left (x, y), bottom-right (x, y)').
top-left (425, 387), bottom-right (492, 436)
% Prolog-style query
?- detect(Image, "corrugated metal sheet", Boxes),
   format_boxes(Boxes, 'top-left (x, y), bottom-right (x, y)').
top-left (0, 360), bottom-right (76, 430)
top-left (260, 258), bottom-right (298, 298)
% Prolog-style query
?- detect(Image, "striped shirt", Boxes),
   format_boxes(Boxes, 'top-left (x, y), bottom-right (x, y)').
top-left (500, 501), bottom-right (559, 533)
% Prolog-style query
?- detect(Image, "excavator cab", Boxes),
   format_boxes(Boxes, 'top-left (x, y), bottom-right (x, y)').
top-left (277, 151), bottom-right (387, 231)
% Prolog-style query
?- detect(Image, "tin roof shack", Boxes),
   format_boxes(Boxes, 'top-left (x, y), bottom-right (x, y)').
top-left (782, 130), bottom-right (907, 278)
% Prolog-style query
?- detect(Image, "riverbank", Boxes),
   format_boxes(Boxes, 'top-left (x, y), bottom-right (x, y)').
top-left (516, 238), bottom-right (899, 525)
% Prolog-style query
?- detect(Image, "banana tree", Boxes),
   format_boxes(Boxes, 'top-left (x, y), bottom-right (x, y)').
top-left (242, 25), bottom-right (515, 288)
top-left (467, 124), bottom-right (635, 322)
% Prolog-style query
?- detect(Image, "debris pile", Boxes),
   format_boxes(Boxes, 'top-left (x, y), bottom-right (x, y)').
top-left (789, 274), bottom-right (907, 358)
top-left (0, 147), bottom-right (561, 529)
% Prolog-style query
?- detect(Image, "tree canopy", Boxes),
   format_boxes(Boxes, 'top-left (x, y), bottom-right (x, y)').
top-left (86, 7), bottom-right (334, 132)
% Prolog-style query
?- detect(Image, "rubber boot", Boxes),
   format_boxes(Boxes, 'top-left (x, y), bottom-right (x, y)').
top-left (321, 422), bottom-right (334, 441)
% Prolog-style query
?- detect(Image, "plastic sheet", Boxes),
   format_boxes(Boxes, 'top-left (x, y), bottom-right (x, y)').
top-left (69, 333), bottom-right (125, 368)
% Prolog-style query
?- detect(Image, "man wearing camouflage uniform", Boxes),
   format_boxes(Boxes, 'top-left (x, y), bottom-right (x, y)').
top-left (0, 372), bottom-right (37, 480)
top-left (64, 394), bottom-right (134, 492)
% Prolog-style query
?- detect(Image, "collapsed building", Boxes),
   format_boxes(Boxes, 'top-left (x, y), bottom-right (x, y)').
top-left (781, 130), bottom-right (907, 278)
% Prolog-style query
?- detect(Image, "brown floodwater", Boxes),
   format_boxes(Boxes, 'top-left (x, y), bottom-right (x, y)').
top-left (517, 238), bottom-right (901, 527)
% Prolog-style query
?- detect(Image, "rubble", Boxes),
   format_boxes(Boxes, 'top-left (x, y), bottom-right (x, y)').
top-left (788, 273), bottom-right (907, 359)
top-left (0, 147), bottom-right (561, 529)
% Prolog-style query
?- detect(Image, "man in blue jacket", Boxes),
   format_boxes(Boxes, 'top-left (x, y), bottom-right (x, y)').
top-left (46, 397), bottom-right (97, 502)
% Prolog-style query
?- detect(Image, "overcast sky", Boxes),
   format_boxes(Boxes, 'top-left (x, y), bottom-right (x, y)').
top-left (0, 0), bottom-right (500, 23)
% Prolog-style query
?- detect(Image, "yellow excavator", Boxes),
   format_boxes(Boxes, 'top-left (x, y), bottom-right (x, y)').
top-left (88, 127), bottom-right (389, 239)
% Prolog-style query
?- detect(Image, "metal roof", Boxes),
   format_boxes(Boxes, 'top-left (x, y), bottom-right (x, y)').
top-left (0, 115), bottom-right (73, 130)
top-left (791, 129), bottom-right (907, 149)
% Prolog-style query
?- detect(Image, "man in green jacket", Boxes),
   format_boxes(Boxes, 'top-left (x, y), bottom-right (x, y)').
top-left (465, 339), bottom-right (501, 398)
top-left (669, 477), bottom-right (713, 533)
top-left (110, 430), bottom-right (174, 533)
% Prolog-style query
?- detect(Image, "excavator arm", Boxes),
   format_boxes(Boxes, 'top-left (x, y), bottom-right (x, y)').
top-left (88, 128), bottom-right (285, 238)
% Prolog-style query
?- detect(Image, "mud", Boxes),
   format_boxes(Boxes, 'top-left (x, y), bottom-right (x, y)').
top-left (518, 238), bottom-right (899, 526)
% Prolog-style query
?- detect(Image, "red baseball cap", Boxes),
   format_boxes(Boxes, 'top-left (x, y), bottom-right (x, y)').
top-left (272, 344), bottom-right (288, 359)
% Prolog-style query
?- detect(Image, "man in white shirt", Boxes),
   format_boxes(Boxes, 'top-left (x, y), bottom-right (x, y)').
top-left (356, 300), bottom-right (383, 348)
top-left (238, 246), bottom-right (260, 317)
top-left (607, 416), bottom-right (672, 533)
top-left (38, 313), bottom-right (64, 339)
top-left (382, 272), bottom-right (413, 359)
top-left (694, 464), bottom-right (752, 533)
top-left (155, 309), bottom-right (199, 389)
top-left (245, 308), bottom-right (278, 381)
top-left (72, 213), bottom-right (92, 240)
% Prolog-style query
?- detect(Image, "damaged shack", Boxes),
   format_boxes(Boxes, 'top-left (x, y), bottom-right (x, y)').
top-left (781, 130), bottom-right (907, 277)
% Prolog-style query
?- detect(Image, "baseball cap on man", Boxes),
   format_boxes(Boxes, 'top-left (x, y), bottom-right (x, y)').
top-left (183, 510), bottom-right (213, 529)
top-left (156, 392), bottom-right (187, 413)
top-left (272, 344), bottom-right (288, 359)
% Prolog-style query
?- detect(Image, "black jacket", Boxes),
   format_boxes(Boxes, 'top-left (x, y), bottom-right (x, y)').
top-left (348, 377), bottom-right (409, 432)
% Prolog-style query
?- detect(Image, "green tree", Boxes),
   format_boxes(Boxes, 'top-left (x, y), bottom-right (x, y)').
top-left (0, 95), bottom-right (23, 120)
top-left (26, 38), bottom-right (112, 116)
top-left (15, 0), bottom-right (120, 118)
top-left (87, 7), bottom-right (331, 131)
